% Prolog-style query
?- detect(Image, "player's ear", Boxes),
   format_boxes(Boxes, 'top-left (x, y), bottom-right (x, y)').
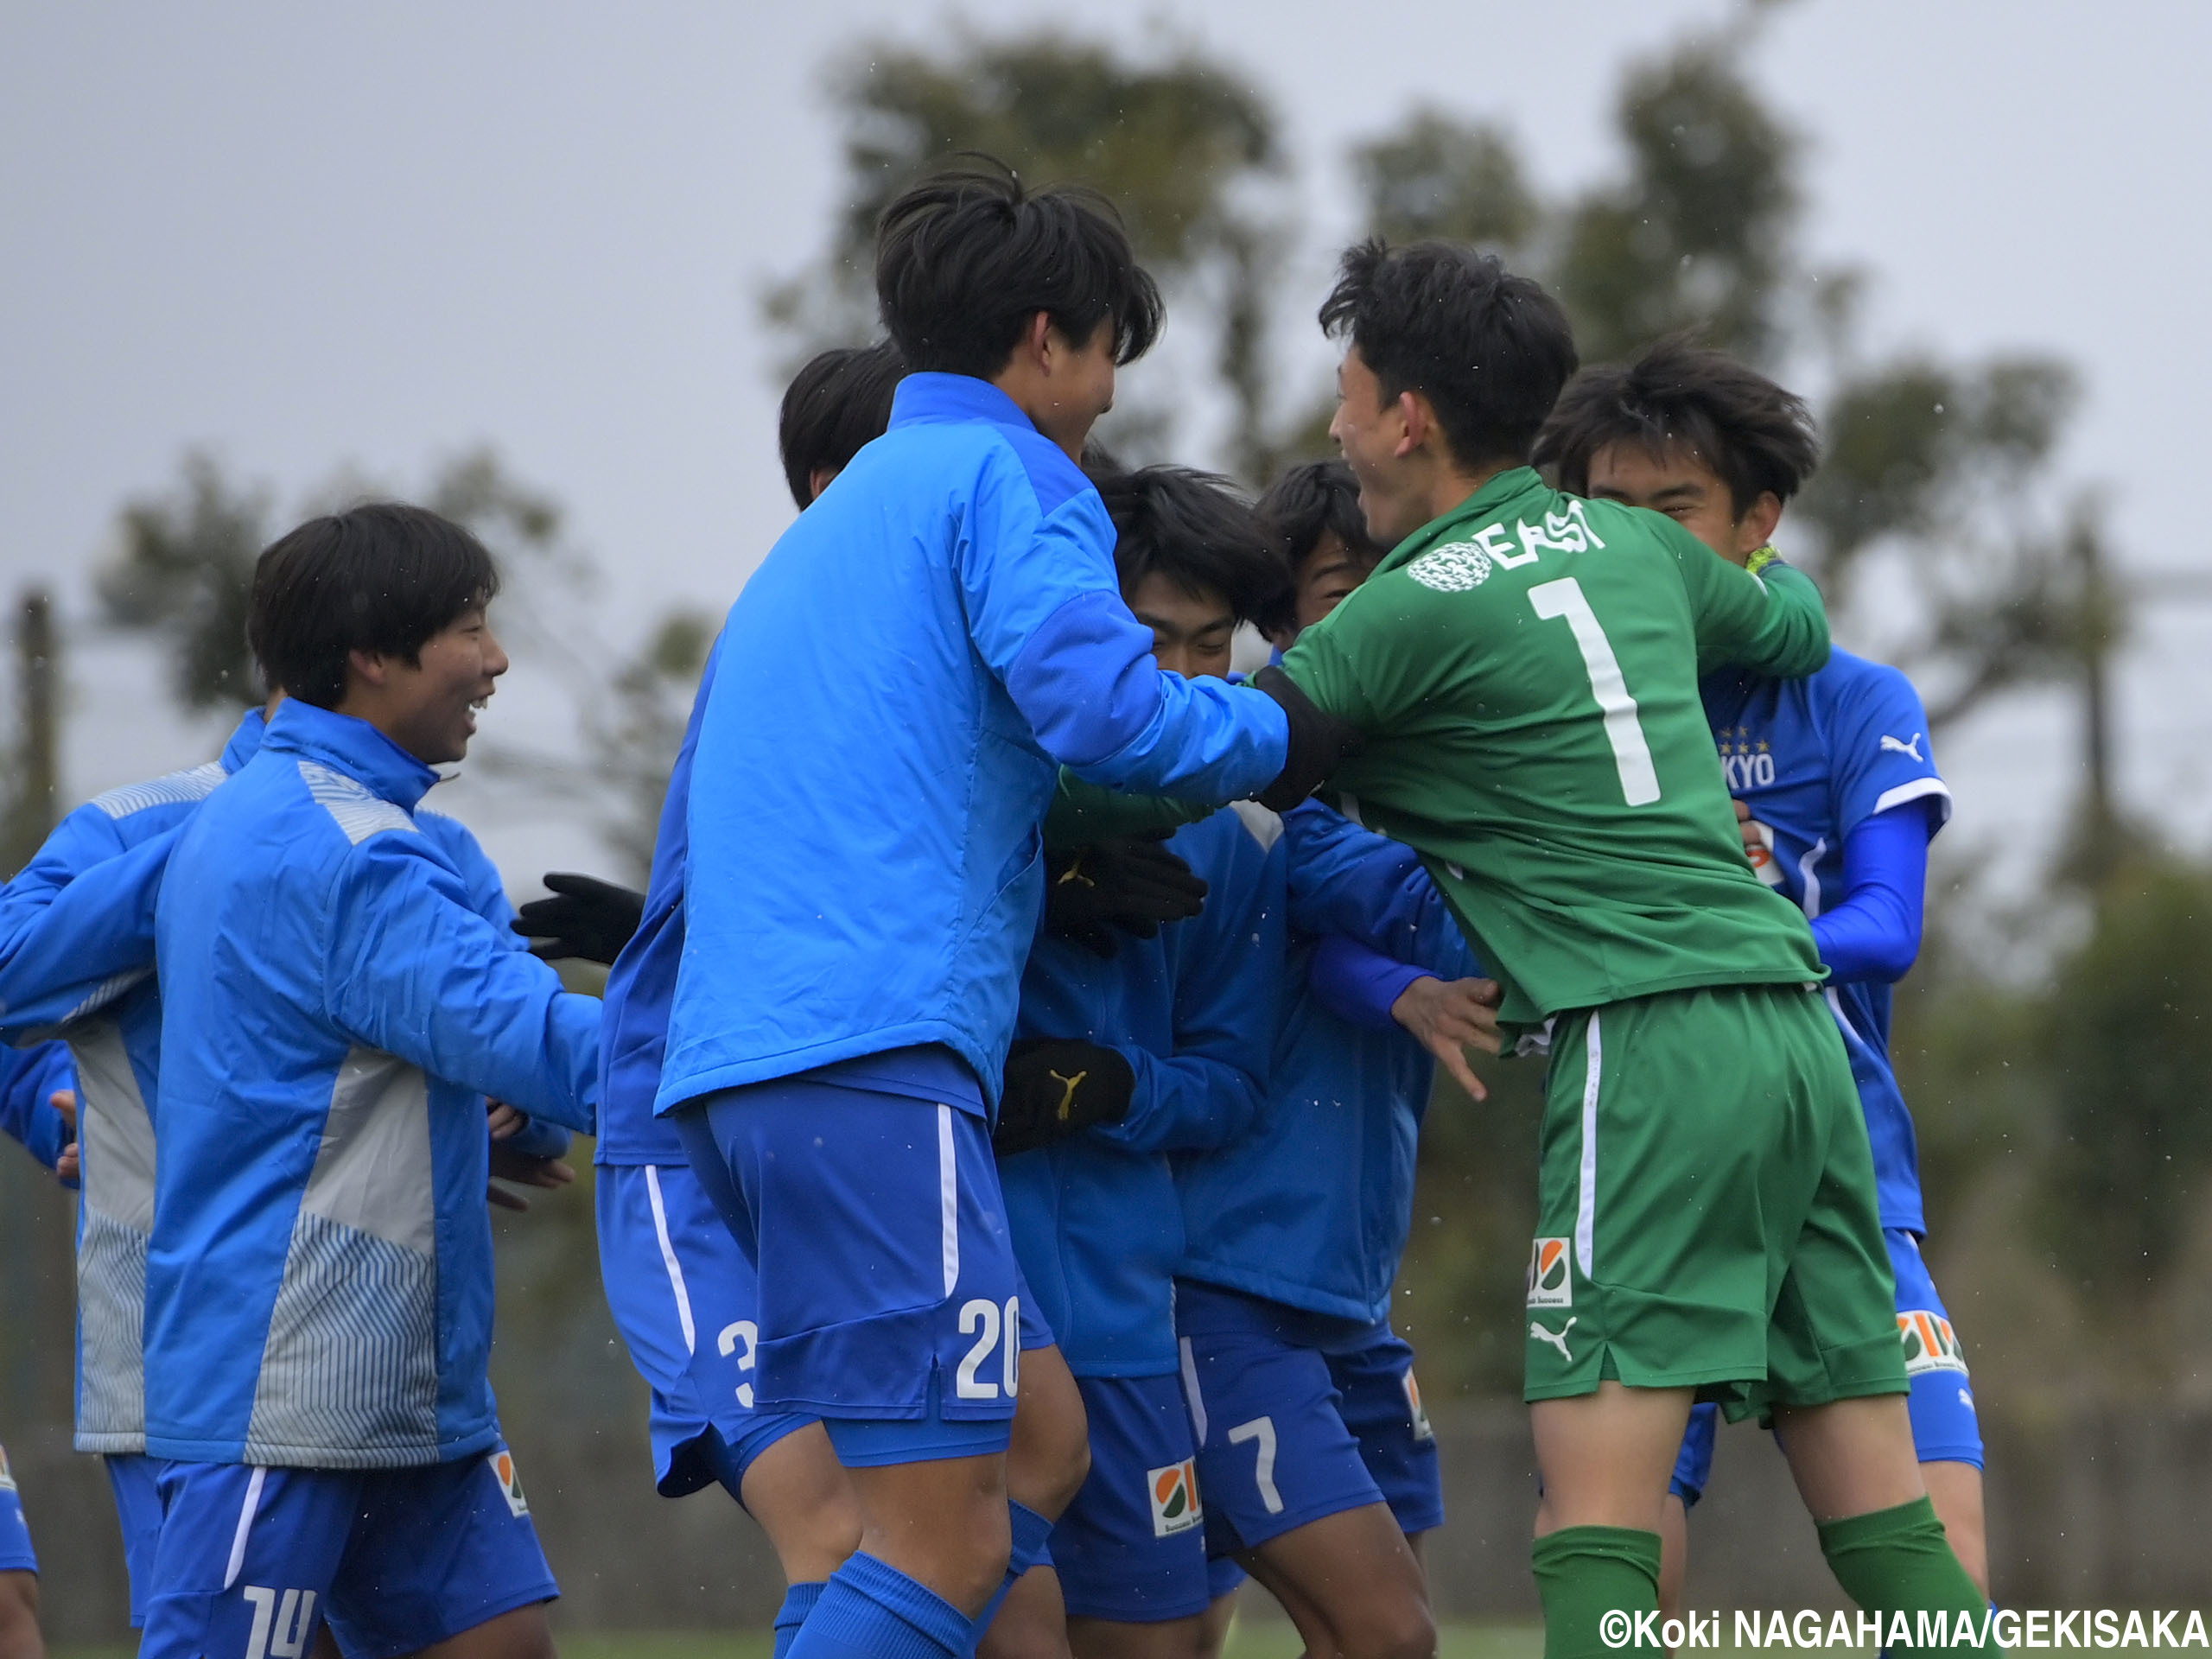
top-left (1395, 389), bottom-right (1427, 460)
top-left (1737, 491), bottom-right (1784, 556)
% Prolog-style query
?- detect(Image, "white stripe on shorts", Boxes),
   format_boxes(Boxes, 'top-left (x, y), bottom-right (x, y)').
top-left (224, 1465), bottom-right (268, 1590)
top-left (644, 1165), bottom-right (697, 1356)
top-left (1576, 1012), bottom-right (1602, 1280)
top-left (1179, 1337), bottom-right (1209, 1445)
top-left (938, 1103), bottom-right (959, 1298)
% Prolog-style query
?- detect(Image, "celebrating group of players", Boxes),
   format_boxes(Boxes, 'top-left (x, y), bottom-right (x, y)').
top-left (0, 155), bottom-right (1999, 1659)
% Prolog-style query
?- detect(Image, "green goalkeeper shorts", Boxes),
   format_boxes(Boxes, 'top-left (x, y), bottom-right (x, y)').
top-left (1522, 982), bottom-right (1907, 1419)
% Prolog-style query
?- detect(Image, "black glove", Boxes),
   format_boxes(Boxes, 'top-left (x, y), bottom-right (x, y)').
top-left (1251, 664), bottom-right (1364, 811)
top-left (1044, 835), bottom-right (1209, 957)
top-left (512, 872), bottom-right (645, 965)
top-left (993, 1039), bottom-right (1136, 1156)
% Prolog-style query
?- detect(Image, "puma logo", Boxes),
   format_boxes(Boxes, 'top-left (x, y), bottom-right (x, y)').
top-left (1048, 1070), bottom-right (1088, 1122)
top-left (1880, 734), bottom-right (1924, 761)
top-left (1529, 1318), bottom-right (1578, 1361)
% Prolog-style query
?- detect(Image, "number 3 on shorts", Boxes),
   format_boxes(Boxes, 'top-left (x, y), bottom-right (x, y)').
top-left (1529, 577), bottom-right (1661, 806)
top-left (956, 1297), bottom-right (1021, 1399)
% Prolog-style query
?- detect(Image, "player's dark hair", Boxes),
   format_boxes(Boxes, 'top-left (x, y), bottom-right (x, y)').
top-left (1090, 465), bottom-right (1289, 629)
top-left (779, 341), bottom-right (906, 509)
top-left (249, 504), bottom-right (499, 709)
top-left (1251, 461), bottom-right (1388, 635)
top-left (1533, 338), bottom-right (1821, 517)
top-left (1319, 238), bottom-right (1576, 471)
top-left (876, 156), bottom-right (1164, 379)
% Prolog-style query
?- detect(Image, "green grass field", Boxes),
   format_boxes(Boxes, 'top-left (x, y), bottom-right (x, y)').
top-left (58, 1621), bottom-right (1550, 1659)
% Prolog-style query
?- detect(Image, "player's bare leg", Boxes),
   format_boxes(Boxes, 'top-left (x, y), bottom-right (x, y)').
top-left (1233, 1503), bottom-right (1433, 1659)
top-left (980, 1565), bottom-right (1073, 1659)
top-left (1066, 1613), bottom-right (1205, 1659)
top-left (1531, 1383), bottom-right (1694, 1536)
top-left (977, 1344), bottom-right (1089, 1659)
top-left (409, 1602), bottom-right (556, 1659)
top-left (1655, 1495), bottom-right (1690, 1627)
top-left (1192, 1590), bottom-right (1238, 1659)
top-left (0, 1571), bottom-right (43, 1659)
top-left (743, 1424), bottom-right (865, 1586)
top-left (1770, 1395), bottom-right (1925, 1521)
top-left (847, 1453), bottom-right (1015, 1616)
top-left (1918, 1461), bottom-right (1986, 1599)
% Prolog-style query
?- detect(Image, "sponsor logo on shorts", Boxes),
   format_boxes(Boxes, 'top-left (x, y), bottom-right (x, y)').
top-left (1147, 1459), bottom-right (1203, 1537)
top-left (489, 1447), bottom-right (531, 1518)
top-left (1527, 1237), bottom-right (1572, 1308)
top-left (1897, 1309), bottom-right (1968, 1376)
top-left (0, 1445), bottom-right (14, 1492)
top-left (1402, 1370), bottom-right (1435, 1443)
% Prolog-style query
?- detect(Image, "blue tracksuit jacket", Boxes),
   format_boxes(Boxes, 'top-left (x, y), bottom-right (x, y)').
top-left (0, 1041), bottom-right (75, 1176)
top-left (0, 709), bottom-right (537, 1453)
top-left (1174, 804), bottom-right (1478, 1324)
top-left (145, 700), bottom-right (596, 1468)
top-left (659, 373), bottom-right (1289, 1116)
top-left (999, 805), bottom-right (1285, 1376)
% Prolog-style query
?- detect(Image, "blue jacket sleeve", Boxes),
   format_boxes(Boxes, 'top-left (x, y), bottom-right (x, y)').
top-left (0, 1042), bottom-right (73, 1174)
top-left (1096, 826), bottom-right (1281, 1155)
top-left (1308, 936), bottom-right (1431, 1033)
top-left (324, 835), bottom-right (600, 1133)
top-left (959, 453), bottom-right (1288, 802)
top-left (1810, 804), bottom-right (1935, 985)
top-left (1280, 803), bottom-right (1483, 983)
top-left (0, 811), bottom-right (170, 1039)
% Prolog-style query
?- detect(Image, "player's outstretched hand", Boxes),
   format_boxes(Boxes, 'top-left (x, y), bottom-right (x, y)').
top-left (1251, 665), bottom-right (1364, 811)
top-left (512, 872), bottom-right (645, 966)
top-left (51, 1087), bottom-right (79, 1187)
top-left (994, 1039), bottom-right (1136, 1157)
top-left (1389, 976), bottom-right (1505, 1102)
top-left (1734, 798), bottom-right (1762, 851)
top-left (488, 1141), bottom-right (576, 1213)
top-left (1045, 836), bottom-right (1209, 957)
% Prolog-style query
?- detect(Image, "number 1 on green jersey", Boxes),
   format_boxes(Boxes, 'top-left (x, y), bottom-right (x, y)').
top-left (1529, 577), bottom-right (1662, 806)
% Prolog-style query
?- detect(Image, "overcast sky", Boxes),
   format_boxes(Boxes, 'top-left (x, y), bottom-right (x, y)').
top-left (3, 0), bottom-right (2207, 894)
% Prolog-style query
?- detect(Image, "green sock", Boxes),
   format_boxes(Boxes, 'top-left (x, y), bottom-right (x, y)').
top-left (1531, 1526), bottom-right (1662, 1659)
top-left (1817, 1497), bottom-right (1996, 1655)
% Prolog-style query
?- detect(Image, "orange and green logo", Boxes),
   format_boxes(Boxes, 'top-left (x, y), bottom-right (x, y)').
top-left (1897, 1310), bottom-right (1967, 1376)
top-left (1527, 1237), bottom-right (1573, 1308)
top-left (1147, 1459), bottom-right (1203, 1536)
top-left (488, 1448), bottom-right (531, 1517)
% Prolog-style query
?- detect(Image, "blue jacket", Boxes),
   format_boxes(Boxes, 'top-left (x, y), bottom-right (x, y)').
top-left (1174, 804), bottom-right (1476, 1324)
top-left (1000, 805), bottom-right (1284, 1376)
top-left (0, 1040), bottom-right (75, 1176)
top-left (145, 700), bottom-right (597, 1468)
top-left (659, 374), bottom-right (1288, 1116)
top-left (0, 709), bottom-right (534, 1453)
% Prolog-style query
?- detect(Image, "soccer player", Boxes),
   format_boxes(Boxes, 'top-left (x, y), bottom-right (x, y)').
top-left (662, 159), bottom-right (1349, 1659)
top-left (137, 505), bottom-right (597, 1659)
top-left (992, 462), bottom-right (1290, 1659)
top-left (1173, 461), bottom-right (1491, 1659)
top-left (1274, 238), bottom-right (1992, 1657)
top-left (0, 683), bottom-right (564, 1644)
top-left (1533, 340), bottom-right (1983, 1599)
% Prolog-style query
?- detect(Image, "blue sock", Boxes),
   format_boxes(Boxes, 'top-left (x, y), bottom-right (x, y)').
top-left (788, 1554), bottom-right (972, 1659)
top-left (773, 1581), bottom-right (826, 1659)
top-left (968, 1501), bottom-right (1057, 1651)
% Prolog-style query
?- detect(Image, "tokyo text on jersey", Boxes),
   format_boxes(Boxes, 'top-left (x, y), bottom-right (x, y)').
top-left (145, 699), bottom-right (596, 1468)
top-left (1000, 804), bottom-right (1284, 1378)
top-left (1279, 467), bottom-right (1829, 1027)
top-left (1703, 649), bottom-right (1951, 1235)
top-left (658, 373), bottom-right (1288, 1117)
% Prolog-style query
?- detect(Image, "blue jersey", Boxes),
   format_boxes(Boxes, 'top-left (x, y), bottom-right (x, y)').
top-left (147, 699), bottom-right (596, 1469)
top-left (1176, 804), bottom-right (1476, 1323)
top-left (999, 805), bottom-right (1283, 1376)
top-left (0, 1041), bottom-right (74, 1175)
top-left (1702, 647), bottom-right (1950, 1233)
top-left (659, 373), bottom-right (1287, 1118)
top-left (0, 709), bottom-right (528, 1455)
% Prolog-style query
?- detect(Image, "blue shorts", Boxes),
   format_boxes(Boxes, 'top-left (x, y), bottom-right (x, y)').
top-left (1175, 1281), bottom-right (1430, 1555)
top-left (595, 1161), bottom-right (817, 1500)
top-left (1206, 1555), bottom-right (1247, 1602)
top-left (1669, 1228), bottom-right (1984, 1503)
top-left (675, 1078), bottom-right (1033, 1464)
top-left (1053, 1375), bottom-right (1211, 1624)
top-left (0, 1443), bottom-right (33, 1575)
top-left (107, 1452), bottom-right (166, 1624)
top-left (138, 1453), bottom-right (558, 1659)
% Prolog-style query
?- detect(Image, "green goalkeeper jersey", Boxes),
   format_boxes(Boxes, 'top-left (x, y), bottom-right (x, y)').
top-left (1281, 465), bottom-right (1828, 1027)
